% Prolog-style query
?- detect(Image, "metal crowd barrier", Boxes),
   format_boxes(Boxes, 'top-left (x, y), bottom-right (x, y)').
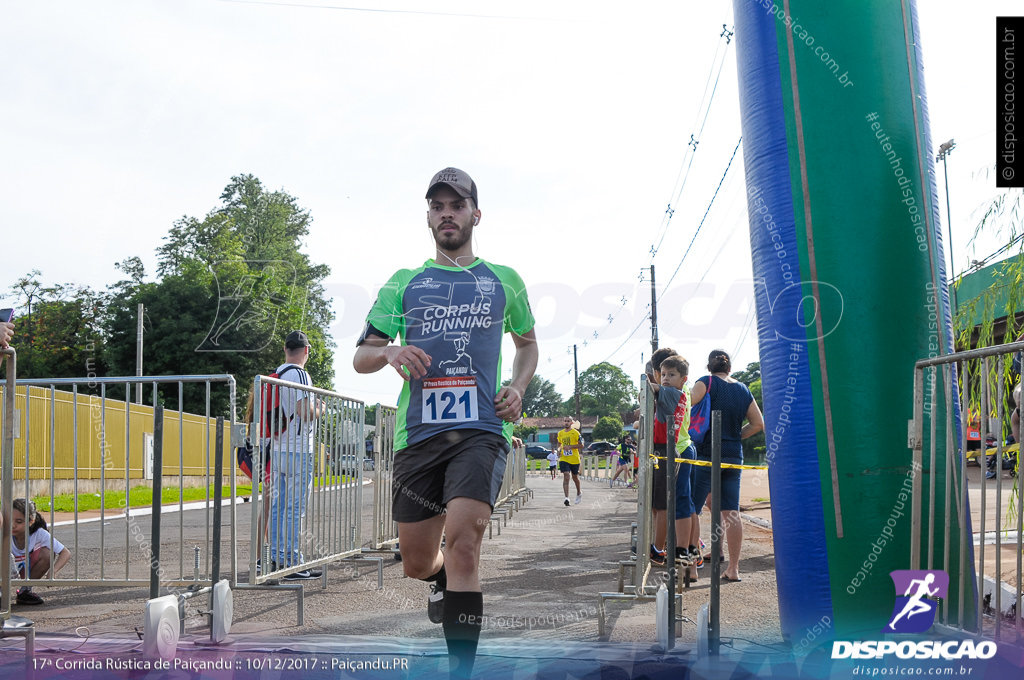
top-left (1, 348), bottom-right (13, 627)
top-left (0, 358), bottom-right (545, 637)
top-left (580, 454), bottom-right (614, 483)
top-left (1, 347), bottom-right (34, 655)
top-left (526, 457), bottom-right (551, 474)
top-left (494, 446), bottom-right (514, 508)
top-left (371, 404), bottom-right (398, 550)
top-left (599, 376), bottom-right (667, 635)
top-left (911, 341), bottom-right (1024, 645)
top-left (245, 375), bottom-right (377, 590)
top-left (511, 442), bottom-right (529, 498)
top-left (488, 444), bottom-right (531, 534)
top-left (507, 443), bottom-right (530, 504)
top-left (3, 375), bottom-right (237, 598)
top-left (581, 455), bottom-right (594, 481)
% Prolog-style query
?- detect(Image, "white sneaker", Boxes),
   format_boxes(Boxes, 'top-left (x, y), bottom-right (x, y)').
top-left (575, 494), bottom-right (582, 505)
top-left (564, 497), bottom-right (570, 507)
top-left (609, 479), bottom-right (614, 488)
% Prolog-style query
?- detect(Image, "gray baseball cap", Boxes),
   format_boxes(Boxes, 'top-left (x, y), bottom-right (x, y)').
top-left (425, 167), bottom-right (478, 207)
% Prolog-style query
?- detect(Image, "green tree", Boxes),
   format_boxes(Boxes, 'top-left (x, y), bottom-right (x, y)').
top-left (731, 361), bottom-right (761, 386)
top-left (512, 423), bottom-right (539, 441)
top-left (731, 364), bottom-right (765, 461)
top-left (505, 375), bottom-right (563, 418)
top-left (103, 175), bottom-right (335, 417)
top-left (953, 186), bottom-right (1024, 445)
top-left (8, 274), bottom-right (106, 383)
top-left (577, 362), bottom-right (637, 417)
top-left (593, 414), bottom-right (624, 442)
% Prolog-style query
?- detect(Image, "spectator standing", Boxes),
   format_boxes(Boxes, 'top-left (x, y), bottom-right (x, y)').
top-left (268, 330), bottom-right (324, 580)
top-left (645, 347), bottom-right (677, 566)
top-left (649, 354), bottom-right (697, 575)
top-left (689, 349), bottom-right (764, 582)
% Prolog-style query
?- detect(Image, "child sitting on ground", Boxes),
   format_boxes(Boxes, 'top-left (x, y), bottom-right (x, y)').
top-left (11, 498), bottom-right (71, 605)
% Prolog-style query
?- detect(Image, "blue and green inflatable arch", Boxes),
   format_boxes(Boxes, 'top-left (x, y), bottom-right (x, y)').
top-left (733, 0), bottom-right (972, 639)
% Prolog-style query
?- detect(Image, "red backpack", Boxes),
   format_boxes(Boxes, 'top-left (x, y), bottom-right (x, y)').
top-left (260, 364), bottom-right (301, 438)
top-left (237, 365), bottom-right (302, 480)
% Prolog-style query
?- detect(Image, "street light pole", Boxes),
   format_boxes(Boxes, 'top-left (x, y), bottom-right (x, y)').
top-left (936, 139), bottom-right (957, 313)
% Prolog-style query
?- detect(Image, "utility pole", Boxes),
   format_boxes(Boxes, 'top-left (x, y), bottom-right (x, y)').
top-left (936, 139), bottom-right (957, 313)
top-left (136, 303), bottom-right (144, 404)
top-left (649, 265), bottom-right (659, 354)
top-left (573, 344), bottom-right (581, 424)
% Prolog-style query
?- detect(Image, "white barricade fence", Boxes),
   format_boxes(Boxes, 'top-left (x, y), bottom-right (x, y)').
top-left (911, 342), bottom-right (1024, 645)
top-left (495, 445), bottom-right (515, 508)
top-left (1, 348), bottom-right (15, 626)
top-left (372, 404), bottom-right (398, 550)
top-left (598, 376), bottom-right (661, 636)
top-left (0, 374), bottom-right (237, 594)
top-left (246, 375), bottom-right (365, 584)
top-left (513, 442), bottom-right (528, 495)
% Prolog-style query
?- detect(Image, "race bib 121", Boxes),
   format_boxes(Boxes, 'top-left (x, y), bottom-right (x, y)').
top-left (422, 377), bottom-right (479, 423)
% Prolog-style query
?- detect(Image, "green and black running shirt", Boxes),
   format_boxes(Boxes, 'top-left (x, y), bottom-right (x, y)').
top-left (358, 258), bottom-right (535, 451)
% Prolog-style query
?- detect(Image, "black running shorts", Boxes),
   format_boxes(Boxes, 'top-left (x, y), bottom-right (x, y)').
top-left (392, 429), bottom-right (509, 523)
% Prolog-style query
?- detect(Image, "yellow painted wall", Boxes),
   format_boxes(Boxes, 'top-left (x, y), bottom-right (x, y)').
top-left (1, 386), bottom-right (233, 479)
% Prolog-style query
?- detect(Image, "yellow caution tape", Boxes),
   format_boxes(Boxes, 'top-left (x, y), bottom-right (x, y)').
top-left (650, 454), bottom-right (767, 471)
top-left (965, 441), bottom-right (1020, 461)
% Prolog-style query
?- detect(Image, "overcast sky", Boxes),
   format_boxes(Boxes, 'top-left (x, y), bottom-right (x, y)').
top-left (1, 1), bottom-right (1018, 407)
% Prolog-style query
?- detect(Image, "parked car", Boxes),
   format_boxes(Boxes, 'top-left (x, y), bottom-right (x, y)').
top-left (332, 454), bottom-right (375, 476)
top-left (585, 441), bottom-right (618, 454)
top-left (524, 444), bottom-right (552, 459)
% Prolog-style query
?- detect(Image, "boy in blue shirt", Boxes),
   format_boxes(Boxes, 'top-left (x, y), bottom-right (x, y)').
top-left (649, 355), bottom-right (699, 579)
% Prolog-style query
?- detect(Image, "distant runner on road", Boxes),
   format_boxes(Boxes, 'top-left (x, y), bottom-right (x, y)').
top-left (556, 417), bottom-right (584, 506)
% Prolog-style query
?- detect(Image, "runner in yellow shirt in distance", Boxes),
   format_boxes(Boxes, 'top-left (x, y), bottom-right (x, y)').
top-left (556, 417), bottom-right (583, 506)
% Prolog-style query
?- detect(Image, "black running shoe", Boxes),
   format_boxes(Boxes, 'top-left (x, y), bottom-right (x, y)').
top-left (16, 588), bottom-right (43, 605)
top-left (283, 567), bottom-right (323, 581)
top-left (674, 548), bottom-right (693, 567)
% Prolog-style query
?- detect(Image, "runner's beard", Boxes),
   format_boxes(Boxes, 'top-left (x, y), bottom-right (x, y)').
top-left (432, 223), bottom-right (473, 252)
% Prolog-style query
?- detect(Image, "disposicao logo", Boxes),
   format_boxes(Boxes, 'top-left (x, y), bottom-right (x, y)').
top-left (885, 570), bottom-right (948, 634)
top-left (831, 570), bottom-right (997, 661)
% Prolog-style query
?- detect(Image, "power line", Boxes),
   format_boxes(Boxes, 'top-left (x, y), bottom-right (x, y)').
top-left (538, 17), bottom-right (739, 384)
top-left (563, 24), bottom-right (738, 363)
top-left (556, 134), bottom-right (742, 372)
top-left (648, 24), bottom-right (735, 263)
top-left (657, 137), bottom-right (742, 300)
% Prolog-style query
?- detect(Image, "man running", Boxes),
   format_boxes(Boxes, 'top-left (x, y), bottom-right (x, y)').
top-left (556, 416), bottom-right (584, 506)
top-left (354, 167), bottom-right (537, 678)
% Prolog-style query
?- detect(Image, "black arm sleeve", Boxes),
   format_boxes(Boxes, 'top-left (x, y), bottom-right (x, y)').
top-left (356, 322), bottom-right (392, 347)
